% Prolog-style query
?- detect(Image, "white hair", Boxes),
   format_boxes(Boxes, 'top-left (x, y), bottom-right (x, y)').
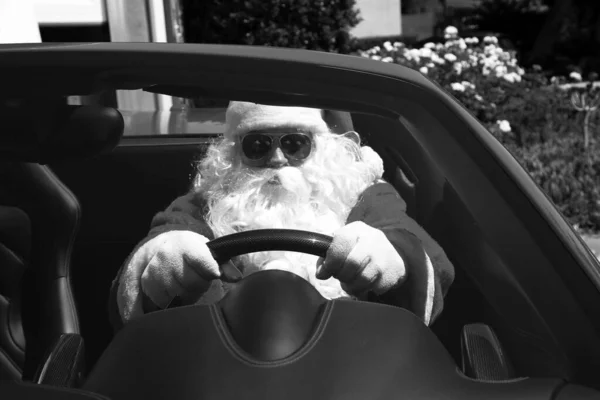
top-left (191, 130), bottom-right (380, 298)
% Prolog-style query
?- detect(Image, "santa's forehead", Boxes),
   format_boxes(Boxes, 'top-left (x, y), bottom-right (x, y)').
top-left (227, 101), bottom-right (323, 114)
top-left (247, 127), bottom-right (309, 134)
top-left (226, 103), bottom-right (324, 124)
top-left (224, 101), bottom-right (329, 139)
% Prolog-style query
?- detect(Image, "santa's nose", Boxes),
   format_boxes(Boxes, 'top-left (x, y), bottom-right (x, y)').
top-left (267, 147), bottom-right (288, 167)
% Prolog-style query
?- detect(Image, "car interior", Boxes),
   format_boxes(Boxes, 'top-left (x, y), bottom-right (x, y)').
top-left (2, 84), bottom-right (600, 400)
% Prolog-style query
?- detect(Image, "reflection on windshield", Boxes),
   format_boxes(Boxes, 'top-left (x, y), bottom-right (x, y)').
top-left (119, 108), bottom-right (227, 136)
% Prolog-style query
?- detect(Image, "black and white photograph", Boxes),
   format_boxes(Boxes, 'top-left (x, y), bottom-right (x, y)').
top-left (1, 1), bottom-right (600, 399)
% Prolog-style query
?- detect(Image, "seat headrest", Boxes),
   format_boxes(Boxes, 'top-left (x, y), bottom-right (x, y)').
top-left (0, 98), bottom-right (124, 164)
top-left (322, 109), bottom-right (354, 135)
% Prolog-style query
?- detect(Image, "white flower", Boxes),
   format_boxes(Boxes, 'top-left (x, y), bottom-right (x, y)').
top-left (457, 39), bottom-right (467, 50)
top-left (408, 48), bottom-right (420, 57)
top-left (424, 42), bottom-right (436, 49)
top-left (484, 44), bottom-right (497, 54)
top-left (431, 54), bottom-right (446, 64)
top-left (503, 72), bottom-right (522, 83)
top-left (494, 65), bottom-right (508, 76)
top-left (453, 63), bottom-right (463, 75)
top-left (450, 82), bottom-right (466, 92)
top-left (484, 36), bottom-right (499, 44)
top-left (497, 120), bottom-right (511, 133)
top-left (444, 53), bottom-right (457, 62)
top-left (503, 73), bottom-right (516, 83)
top-left (371, 55), bottom-right (382, 61)
top-left (461, 81), bottom-right (475, 89)
top-left (394, 42), bottom-right (404, 48)
top-left (444, 26), bottom-right (459, 39)
top-left (405, 49), bottom-right (421, 63)
top-left (419, 66), bottom-right (429, 75)
top-left (419, 47), bottom-right (433, 58)
top-left (475, 94), bottom-right (484, 101)
top-left (570, 71), bottom-right (582, 81)
top-left (482, 56), bottom-right (498, 67)
top-left (382, 57), bottom-right (394, 63)
top-left (499, 52), bottom-right (511, 61)
top-left (426, 62), bottom-right (435, 68)
top-left (383, 41), bottom-right (394, 52)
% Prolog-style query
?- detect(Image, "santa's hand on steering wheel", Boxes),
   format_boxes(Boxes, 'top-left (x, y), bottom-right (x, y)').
top-left (316, 221), bottom-right (407, 297)
top-left (138, 230), bottom-right (244, 310)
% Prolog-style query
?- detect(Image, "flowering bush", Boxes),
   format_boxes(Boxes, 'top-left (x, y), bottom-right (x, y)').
top-left (358, 26), bottom-right (600, 232)
top-left (357, 26), bottom-right (580, 147)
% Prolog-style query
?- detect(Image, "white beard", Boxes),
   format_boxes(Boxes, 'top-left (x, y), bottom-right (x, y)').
top-left (195, 132), bottom-right (381, 299)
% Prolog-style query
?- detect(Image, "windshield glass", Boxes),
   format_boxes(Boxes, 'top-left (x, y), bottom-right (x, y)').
top-left (68, 90), bottom-right (228, 137)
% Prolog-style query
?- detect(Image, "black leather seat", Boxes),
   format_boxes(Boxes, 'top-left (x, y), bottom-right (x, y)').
top-left (0, 161), bottom-right (84, 385)
top-left (0, 101), bottom-right (123, 386)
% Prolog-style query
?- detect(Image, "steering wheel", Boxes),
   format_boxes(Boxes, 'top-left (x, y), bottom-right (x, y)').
top-left (205, 228), bottom-right (333, 265)
top-left (82, 229), bottom-right (587, 400)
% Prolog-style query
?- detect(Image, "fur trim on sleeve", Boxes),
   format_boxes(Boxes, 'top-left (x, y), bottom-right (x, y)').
top-left (112, 192), bottom-right (215, 325)
top-left (371, 228), bottom-right (436, 325)
top-left (347, 181), bottom-right (455, 324)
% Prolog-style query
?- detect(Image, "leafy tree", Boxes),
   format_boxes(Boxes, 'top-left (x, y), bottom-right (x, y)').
top-left (529, 0), bottom-right (600, 76)
top-left (465, 0), bottom-right (600, 75)
top-left (465, 0), bottom-right (549, 63)
top-left (180, 0), bottom-right (362, 54)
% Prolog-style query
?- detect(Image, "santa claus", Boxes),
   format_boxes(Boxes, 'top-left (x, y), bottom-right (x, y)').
top-left (109, 102), bottom-right (455, 330)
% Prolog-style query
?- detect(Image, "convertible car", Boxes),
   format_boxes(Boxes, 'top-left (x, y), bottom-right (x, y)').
top-left (1, 43), bottom-right (600, 400)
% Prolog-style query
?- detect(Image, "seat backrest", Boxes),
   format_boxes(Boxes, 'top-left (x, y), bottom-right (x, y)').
top-left (0, 161), bottom-right (81, 382)
top-left (0, 205), bottom-right (31, 380)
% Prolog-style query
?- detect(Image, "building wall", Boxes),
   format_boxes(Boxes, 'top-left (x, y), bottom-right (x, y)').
top-left (402, 12), bottom-right (437, 40)
top-left (33, 0), bottom-right (106, 26)
top-left (0, 0), bottom-right (41, 43)
top-left (351, 0), bottom-right (402, 38)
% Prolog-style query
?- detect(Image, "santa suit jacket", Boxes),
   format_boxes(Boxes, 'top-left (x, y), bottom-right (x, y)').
top-left (108, 181), bottom-right (455, 331)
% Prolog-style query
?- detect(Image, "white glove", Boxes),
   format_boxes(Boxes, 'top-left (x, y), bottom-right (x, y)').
top-left (316, 221), bottom-right (406, 296)
top-left (140, 230), bottom-right (228, 309)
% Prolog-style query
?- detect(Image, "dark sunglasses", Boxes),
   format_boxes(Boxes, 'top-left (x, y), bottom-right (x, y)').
top-left (240, 132), bottom-right (313, 162)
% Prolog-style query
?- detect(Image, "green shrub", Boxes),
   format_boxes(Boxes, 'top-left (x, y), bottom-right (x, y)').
top-left (181, 0), bottom-right (362, 54)
top-left (510, 137), bottom-right (600, 232)
top-left (351, 35), bottom-right (418, 52)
